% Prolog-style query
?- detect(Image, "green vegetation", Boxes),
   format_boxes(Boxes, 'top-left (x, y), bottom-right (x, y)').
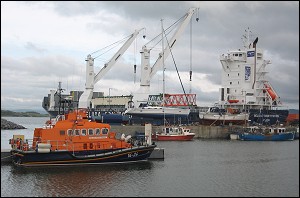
top-left (1, 110), bottom-right (49, 117)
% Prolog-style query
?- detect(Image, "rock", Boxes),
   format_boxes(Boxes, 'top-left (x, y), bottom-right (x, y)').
top-left (1, 118), bottom-right (26, 130)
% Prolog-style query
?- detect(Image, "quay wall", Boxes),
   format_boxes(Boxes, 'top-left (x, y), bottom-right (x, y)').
top-left (110, 125), bottom-right (232, 139)
top-left (110, 125), bottom-right (298, 139)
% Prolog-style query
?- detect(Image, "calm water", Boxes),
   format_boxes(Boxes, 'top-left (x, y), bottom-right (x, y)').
top-left (1, 117), bottom-right (299, 197)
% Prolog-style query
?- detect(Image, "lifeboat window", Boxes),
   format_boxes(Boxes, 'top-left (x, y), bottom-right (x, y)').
top-left (60, 130), bottom-right (65, 136)
top-left (83, 143), bottom-right (87, 149)
top-left (95, 128), bottom-right (100, 135)
top-left (81, 129), bottom-right (87, 136)
top-left (88, 129), bottom-right (94, 136)
top-left (67, 129), bottom-right (73, 136)
top-left (74, 129), bottom-right (80, 136)
top-left (102, 128), bottom-right (109, 135)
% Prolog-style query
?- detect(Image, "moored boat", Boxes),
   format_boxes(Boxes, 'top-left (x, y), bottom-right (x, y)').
top-left (9, 109), bottom-right (156, 167)
top-left (152, 126), bottom-right (195, 141)
top-left (238, 126), bottom-right (294, 141)
top-left (199, 107), bottom-right (249, 126)
top-left (229, 132), bottom-right (240, 140)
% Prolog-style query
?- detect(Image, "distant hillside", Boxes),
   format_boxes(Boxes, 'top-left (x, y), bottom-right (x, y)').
top-left (1, 110), bottom-right (49, 117)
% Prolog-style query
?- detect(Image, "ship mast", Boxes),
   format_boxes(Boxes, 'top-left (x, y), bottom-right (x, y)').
top-left (161, 19), bottom-right (166, 128)
top-left (242, 27), bottom-right (253, 49)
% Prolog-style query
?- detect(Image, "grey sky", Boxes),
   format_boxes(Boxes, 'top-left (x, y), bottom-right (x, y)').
top-left (1, 1), bottom-right (299, 112)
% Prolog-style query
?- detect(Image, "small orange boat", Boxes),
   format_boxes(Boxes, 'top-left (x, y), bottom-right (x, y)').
top-left (9, 109), bottom-right (156, 167)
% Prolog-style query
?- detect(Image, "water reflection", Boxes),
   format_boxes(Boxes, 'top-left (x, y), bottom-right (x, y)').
top-left (8, 161), bottom-right (154, 197)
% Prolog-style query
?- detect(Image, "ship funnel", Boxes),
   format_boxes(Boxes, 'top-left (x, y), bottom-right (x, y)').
top-left (253, 37), bottom-right (258, 48)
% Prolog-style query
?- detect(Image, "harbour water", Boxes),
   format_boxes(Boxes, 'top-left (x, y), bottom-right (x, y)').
top-left (1, 117), bottom-right (299, 197)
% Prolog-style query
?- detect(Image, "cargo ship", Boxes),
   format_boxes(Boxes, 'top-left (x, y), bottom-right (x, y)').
top-left (200, 28), bottom-right (289, 126)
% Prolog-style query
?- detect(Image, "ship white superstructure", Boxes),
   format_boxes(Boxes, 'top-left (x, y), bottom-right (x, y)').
top-left (217, 28), bottom-right (284, 111)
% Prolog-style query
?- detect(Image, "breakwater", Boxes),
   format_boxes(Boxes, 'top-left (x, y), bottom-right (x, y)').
top-left (1, 118), bottom-right (26, 130)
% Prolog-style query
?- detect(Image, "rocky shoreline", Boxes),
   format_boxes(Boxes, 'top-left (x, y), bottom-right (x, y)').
top-left (1, 118), bottom-right (26, 130)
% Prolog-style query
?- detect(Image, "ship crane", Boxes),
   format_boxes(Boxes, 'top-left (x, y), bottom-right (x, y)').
top-left (78, 28), bottom-right (144, 109)
top-left (132, 7), bottom-right (198, 107)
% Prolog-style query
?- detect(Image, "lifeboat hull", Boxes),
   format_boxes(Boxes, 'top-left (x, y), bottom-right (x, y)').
top-left (11, 145), bottom-right (156, 167)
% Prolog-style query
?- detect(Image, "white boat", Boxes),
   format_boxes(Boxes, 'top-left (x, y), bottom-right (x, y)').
top-left (229, 133), bottom-right (240, 140)
top-left (199, 107), bottom-right (248, 126)
top-left (152, 126), bottom-right (195, 141)
top-left (125, 104), bottom-right (190, 119)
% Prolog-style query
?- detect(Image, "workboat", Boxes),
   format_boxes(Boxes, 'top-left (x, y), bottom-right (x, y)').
top-left (238, 126), bottom-right (294, 141)
top-left (9, 109), bottom-right (156, 167)
top-left (152, 126), bottom-right (195, 141)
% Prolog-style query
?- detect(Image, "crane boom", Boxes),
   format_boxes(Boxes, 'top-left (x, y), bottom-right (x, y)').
top-left (136, 8), bottom-right (196, 104)
top-left (148, 8), bottom-right (196, 80)
top-left (78, 29), bottom-right (144, 109)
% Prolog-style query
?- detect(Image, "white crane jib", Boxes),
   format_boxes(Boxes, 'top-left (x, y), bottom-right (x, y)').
top-left (78, 28), bottom-right (144, 109)
top-left (136, 7), bottom-right (196, 104)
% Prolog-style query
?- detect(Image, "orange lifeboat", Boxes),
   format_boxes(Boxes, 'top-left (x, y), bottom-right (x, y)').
top-left (264, 84), bottom-right (277, 100)
top-left (9, 109), bottom-right (156, 167)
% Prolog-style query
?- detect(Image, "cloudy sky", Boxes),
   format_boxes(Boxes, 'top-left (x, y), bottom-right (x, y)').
top-left (1, 1), bottom-right (299, 112)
